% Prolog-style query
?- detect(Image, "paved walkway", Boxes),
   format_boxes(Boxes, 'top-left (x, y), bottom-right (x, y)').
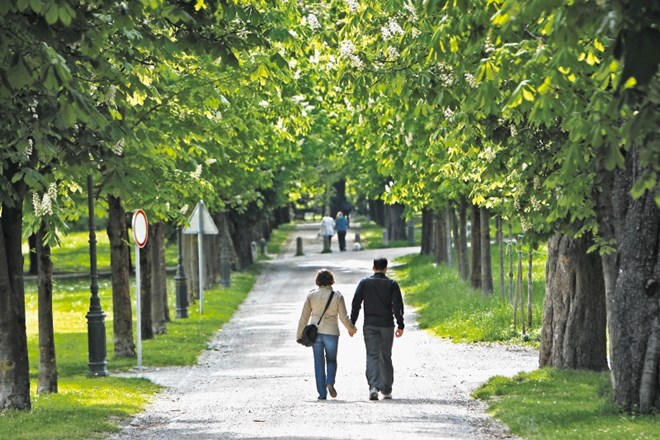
top-left (110, 223), bottom-right (537, 439)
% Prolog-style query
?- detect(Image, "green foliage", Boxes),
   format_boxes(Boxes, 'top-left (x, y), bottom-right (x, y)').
top-left (474, 369), bottom-right (660, 439)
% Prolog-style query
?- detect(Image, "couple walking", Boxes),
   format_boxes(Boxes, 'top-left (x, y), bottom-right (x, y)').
top-left (296, 258), bottom-right (405, 401)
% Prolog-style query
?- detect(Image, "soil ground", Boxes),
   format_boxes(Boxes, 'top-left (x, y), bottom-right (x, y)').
top-left (110, 223), bottom-right (538, 439)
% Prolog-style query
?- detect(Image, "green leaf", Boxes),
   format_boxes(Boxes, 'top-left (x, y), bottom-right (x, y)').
top-left (7, 55), bottom-right (32, 89)
top-left (44, 2), bottom-right (59, 24)
top-left (603, 144), bottom-right (624, 171)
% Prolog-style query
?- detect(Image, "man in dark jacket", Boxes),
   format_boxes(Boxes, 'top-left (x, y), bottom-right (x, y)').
top-left (351, 257), bottom-right (405, 400)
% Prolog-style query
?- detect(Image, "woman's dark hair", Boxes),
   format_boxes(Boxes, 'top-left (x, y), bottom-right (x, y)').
top-left (315, 269), bottom-right (335, 286)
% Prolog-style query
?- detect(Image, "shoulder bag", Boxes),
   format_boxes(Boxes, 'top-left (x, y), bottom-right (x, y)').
top-left (297, 290), bottom-right (335, 347)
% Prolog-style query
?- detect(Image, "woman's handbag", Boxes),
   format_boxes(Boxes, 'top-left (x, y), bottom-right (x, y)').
top-left (298, 291), bottom-right (335, 347)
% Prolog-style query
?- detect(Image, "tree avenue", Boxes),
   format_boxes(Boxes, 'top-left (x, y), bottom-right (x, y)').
top-left (0, 0), bottom-right (658, 416)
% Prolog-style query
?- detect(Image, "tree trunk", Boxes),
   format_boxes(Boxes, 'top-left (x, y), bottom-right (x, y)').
top-left (140, 240), bottom-right (154, 340)
top-left (470, 204), bottom-right (481, 289)
top-left (433, 210), bottom-right (447, 265)
top-left (36, 224), bottom-right (57, 394)
top-left (597, 146), bottom-right (660, 413)
top-left (480, 207), bottom-right (494, 295)
top-left (420, 208), bottom-right (434, 256)
top-left (107, 195), bottom-right (135, 357)
top-left (370, 199), bottom-right (385, 226)
top-left (0, 204), bottom-right (31, 410)
top-left (450, 206), bottom-right (460, 272)
top-left (540, 233), bottom-right (608, 371)
top-left (458, 199), bottom-right (469, 281)
top-left (150, 223), bottom-right (167, 335)
top-left (497, 216), bottom-right (505, 300)
top-left (385, 203), bottom-right (407, 241)
top-left (27, 233), bottom-right (38, 275)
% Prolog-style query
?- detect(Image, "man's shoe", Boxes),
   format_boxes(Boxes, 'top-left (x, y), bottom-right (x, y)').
top-left (327, 384), bottom-right (337, 398)
top-left (369, 388), bottom-right (379, 400)
top-left (381, 392), bottom-right (392, 400)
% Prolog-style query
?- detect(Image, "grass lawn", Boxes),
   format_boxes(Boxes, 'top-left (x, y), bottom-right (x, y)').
top-left (2, 224), bottom-right (293, 439)
top-left (392, 248), bottom-right (658, 439)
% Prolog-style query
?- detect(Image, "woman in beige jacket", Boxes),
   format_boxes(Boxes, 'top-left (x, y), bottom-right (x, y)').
top-left (297, 269), bottom-right (357, 400)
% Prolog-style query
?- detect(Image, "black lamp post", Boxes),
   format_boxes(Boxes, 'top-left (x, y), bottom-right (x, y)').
top-left (175, 227), bottom-right (189, 318)
top-left (86, 175), bottom-right (109, 376)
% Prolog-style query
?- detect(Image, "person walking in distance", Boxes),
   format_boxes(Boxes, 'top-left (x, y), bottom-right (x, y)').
top-left (335, 211), bottom-right (348, 251)
top-left (351, 257), bottom-right (405, 400)
top-left (297, 269), bottom-right (357, 400)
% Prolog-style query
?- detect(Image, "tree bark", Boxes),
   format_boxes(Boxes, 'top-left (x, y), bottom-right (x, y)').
top-left (36, 224), bottom-right (57, 394)
top-left (0, 204), bottom-right (31, 410)
top-left (480, 207), bottom-right (494, 295)
top-left (458, 199), bottom-right (469, 281)
top-left (470, 204), bottom-right (481, 289)
top-left (107, 195), bottom-right (135, 358)
top-left (433, 210), bottom-right (447, 265)
top-left (420, 208), bottom-right (434, 256)
top-left (385, 203), bottom-right (407, 241)
top-left (27, 233), bottom-right (38, 275)
top-left (497, 216), bottom-right (505, 300)
top-left (540, 233), bottom-right (608, 371)
top-left (150, 223), bottom-right (167, 335)
top-left (140, 239), bottom-right (154, 340)
top-left (597, 146), bottom-right (660, 413)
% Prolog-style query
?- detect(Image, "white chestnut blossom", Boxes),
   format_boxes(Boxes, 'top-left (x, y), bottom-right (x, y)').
top-left (386, 46), bottom-right (400, 60)
top-left (191, 164), bottom-right (202, 179)
top-left (32, 183), bottom-right (58, 217)
top-left (110, 138), bottom-right (124, 155)
top-left (345, 0), bottom-right (359, 12)
top-left (381, 19), bottom-right (404, 41)
top-left (306, 13), bottom-right (321, 30)
top-left (180, 204), bottom-right (189, 215)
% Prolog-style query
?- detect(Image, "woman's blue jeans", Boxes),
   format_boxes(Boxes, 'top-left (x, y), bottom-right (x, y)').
top-left (312, 333), bottom-right (339, 398)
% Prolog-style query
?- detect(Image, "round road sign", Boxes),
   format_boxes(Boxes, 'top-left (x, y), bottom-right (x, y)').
top-left (132, 209), bottom-right (148, 248)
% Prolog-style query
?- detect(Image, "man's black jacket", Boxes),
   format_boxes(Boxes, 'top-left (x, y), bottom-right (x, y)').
top-left (351, 272), bottom-right (405, 329)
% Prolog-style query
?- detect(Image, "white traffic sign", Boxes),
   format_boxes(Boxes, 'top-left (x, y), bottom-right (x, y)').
top-left (132, 209), bottom-right (149, 248)
top-left (183, 201), bottom-right (219, 235)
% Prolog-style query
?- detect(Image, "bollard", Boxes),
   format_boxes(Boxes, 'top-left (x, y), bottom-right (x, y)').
top-left (322, 235), bottom-right (331, 253)
top-left (407, 221), bottom-right (415, 246)
top-left (259, 238), bottom-right (267, 255)
top-left (250, 241), bottom-right (258, 262)
top-left (220, 255), bottom-right (231, 288)
top-left (382, 229), bottom-right (389, 246)
top-left (354, 232), bottom-right (361, 243)
top-left (296, 237), bottom-right (304, 256)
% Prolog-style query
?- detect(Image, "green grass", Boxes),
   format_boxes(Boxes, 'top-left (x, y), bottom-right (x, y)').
top-left (3, 225), bottom-right (295, 439)
top-left (357, 219), bottom-right (421, 249)
top-left (396, 253), bottom-right (544, 344)
top-left (473, 369), bottom-right (659, 439)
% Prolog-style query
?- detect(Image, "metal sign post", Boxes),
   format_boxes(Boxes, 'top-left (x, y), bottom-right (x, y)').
top-left (132, 209), bottom-right (148, 369)
top-left (183, 200), bottom-right (219, 314)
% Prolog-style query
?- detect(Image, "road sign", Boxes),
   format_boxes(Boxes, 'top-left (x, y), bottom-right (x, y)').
top-left (183, 201), bottom-right (219, 235)
top-left (132, 209), bottom-right (149, 248)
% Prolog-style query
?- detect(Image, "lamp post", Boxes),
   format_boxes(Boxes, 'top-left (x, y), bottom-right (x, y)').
top-left (86, 175), bottom-right (108, 376)
top-left (175, 227), bottom-right (189, 318)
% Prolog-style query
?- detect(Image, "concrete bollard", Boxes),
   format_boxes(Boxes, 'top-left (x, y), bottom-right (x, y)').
top-left (382, 229), bottom-right (389, 246)
top-left (296, 237), bottom-right (304, 256)
top-left (354, 232), bottom-right (361, 243)
top-left (251, 241), bottom-right (258, 262)
top-left (322, 235), bottom-right (331, 253)
top-left (407, 221), bottom-right (415, 246)
top-left (259, 238), bottom-right (267, 255)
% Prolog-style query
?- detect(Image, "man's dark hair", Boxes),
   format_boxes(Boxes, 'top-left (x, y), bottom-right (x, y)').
top-left (315, 269), bottom-right (335, 286)
top-left (373, 257), bottom-right (388, 271)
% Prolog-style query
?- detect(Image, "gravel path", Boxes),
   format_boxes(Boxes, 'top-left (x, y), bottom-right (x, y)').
top-left (110, 223), bottom-right (538, 439)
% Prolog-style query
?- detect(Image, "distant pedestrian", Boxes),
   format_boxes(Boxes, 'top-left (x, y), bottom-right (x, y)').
top-left (320, 213), bottom-right (335, 249)
top-left (297, 269), bottom-right (357, 400)
top-left (335, 211), bottom-right (348, 251)
top-left (351, 257), bottom-right (405, 400)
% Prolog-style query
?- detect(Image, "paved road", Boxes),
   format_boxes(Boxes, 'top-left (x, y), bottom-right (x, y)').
top-left (110, 223), bottom-right (537, 439)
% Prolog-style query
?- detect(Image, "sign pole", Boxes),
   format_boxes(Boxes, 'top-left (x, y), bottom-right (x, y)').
top-left (132, 209), bottom-right (148, 369)
top-left (135, 242), bottom-right (142, 368)
top-left (198, 201), bottom-right (205, 314)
